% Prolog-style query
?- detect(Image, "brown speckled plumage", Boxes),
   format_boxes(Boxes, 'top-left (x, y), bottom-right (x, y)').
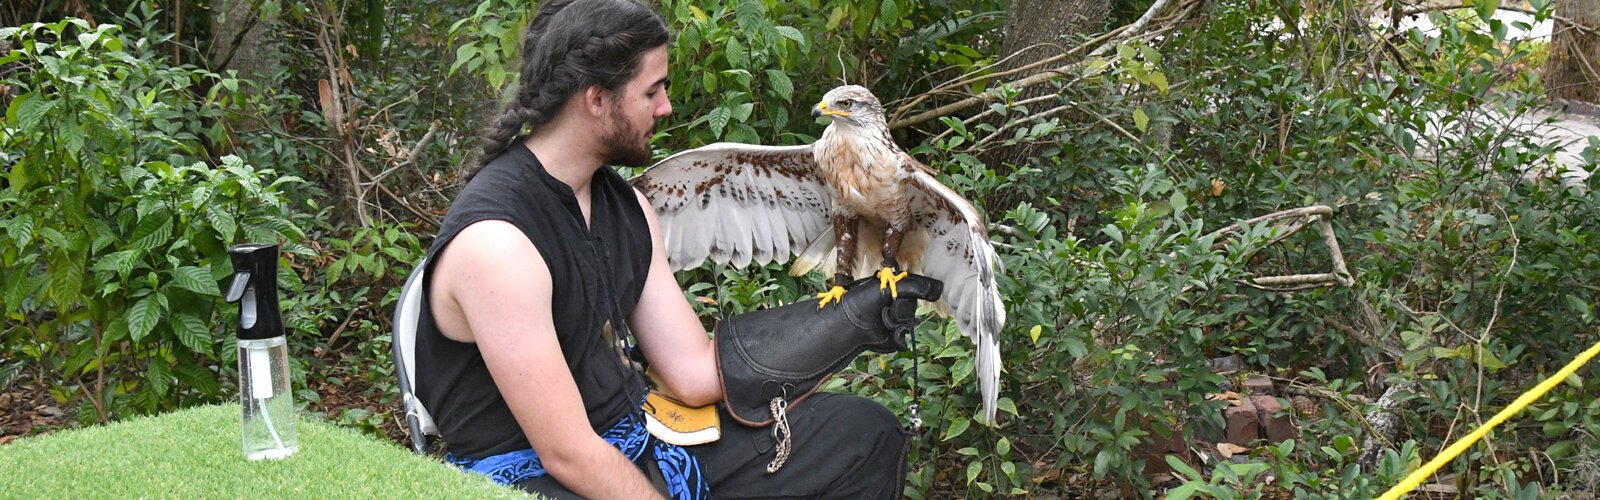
top-left (631, 85), bottom-right (1006, 421)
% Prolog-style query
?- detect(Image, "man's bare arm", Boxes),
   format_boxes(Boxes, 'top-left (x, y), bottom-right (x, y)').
top-left (629, 188), bottom-right (722, 407)
top-left (434, 220), bottom-right (662, 498)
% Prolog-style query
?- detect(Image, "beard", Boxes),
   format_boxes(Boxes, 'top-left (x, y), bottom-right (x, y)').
top-left (600, 103), bottom-right (655, 167)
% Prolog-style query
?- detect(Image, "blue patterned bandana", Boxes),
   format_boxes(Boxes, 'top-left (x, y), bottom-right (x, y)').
top-left (446, 411), bottom-right (710, 499)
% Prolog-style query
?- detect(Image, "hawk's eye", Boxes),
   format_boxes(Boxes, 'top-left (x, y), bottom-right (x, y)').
top-left (837, 99), bottom-right (855, 109)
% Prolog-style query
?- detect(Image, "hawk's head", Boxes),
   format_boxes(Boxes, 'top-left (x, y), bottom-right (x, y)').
top-left (811, 85), bottom-right (885, 130)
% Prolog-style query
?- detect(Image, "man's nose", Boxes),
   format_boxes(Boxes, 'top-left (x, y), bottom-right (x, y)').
top-left (656, 94), bottom-right (673, 118)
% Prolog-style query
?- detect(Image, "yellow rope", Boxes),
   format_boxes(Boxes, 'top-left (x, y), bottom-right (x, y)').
top-left (1378, 337), bottom-right (1600, 500)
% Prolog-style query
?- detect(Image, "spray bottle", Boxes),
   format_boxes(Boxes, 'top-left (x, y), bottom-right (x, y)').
top-left (224, 243), bottom-right (298, 460)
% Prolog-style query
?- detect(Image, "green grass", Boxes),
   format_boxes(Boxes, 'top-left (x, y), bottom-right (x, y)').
top-left (0, 404), bottom-right (525, 498)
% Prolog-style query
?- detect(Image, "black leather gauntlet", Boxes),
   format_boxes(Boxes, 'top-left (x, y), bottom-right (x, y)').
top-left (715, 274), bottom-right (943, 427)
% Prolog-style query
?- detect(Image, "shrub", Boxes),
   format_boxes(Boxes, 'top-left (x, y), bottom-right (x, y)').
top-left (0, 19), bottom-right (305, 421)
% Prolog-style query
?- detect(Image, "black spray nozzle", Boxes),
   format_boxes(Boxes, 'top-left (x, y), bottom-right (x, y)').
top-left (226, 243), bottom-right (283, 340)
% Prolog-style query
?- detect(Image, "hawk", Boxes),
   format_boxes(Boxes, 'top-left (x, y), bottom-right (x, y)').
top-left (632, 85), bottom-right (1005, 421)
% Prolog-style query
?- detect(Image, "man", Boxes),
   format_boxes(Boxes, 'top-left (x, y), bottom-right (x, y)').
top-left (414, 0), bottom-right (936, 497)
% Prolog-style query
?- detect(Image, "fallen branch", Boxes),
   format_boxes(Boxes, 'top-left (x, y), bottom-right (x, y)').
top-left (1203, 205), bottom-right (1356, 292)
top-left (1360, 381), bottom-right (1417, 469)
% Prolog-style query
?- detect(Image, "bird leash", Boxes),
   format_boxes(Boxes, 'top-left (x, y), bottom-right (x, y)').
top-left (907, 323), bottom-right (925, 435)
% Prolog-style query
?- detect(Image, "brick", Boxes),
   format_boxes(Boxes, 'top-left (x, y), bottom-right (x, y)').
top-left (1251, 395), bottom-right (1296, 443)
top-left (1133, 429), bottom-right (1192, 476)
top-left (1223, 397), bottom-right (1260, 445)
top-left (1243, 375), bottom-right (1274, 396)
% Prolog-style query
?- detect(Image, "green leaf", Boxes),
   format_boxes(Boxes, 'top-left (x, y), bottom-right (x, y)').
top-left (170, 313), bottom-right (213, 355)
top-left (127, 295), bottom-right (162, 343)
top-left (173, 360), bottom-right (220, 396)
top-left (1148, 71), bottom-right (1170, 93)
top-left (48, 257), bottom-right (85, 306)
top-left (826, 6), bottom-right (848, 31)
top-left (1166, 455), bottom-right (1204, 481)
top-left (965, 460), bottom-right (982, 484)
top-left (774, 26), bottom-right (806, 50)
top-left (951, 358), bottom-right (973, 384)
top-left (725, 38), bottom-right (748, 67)
top-left (146, 356), bottom-right (172, 397)
top-left (1547, 440), bottom-right (1576, 460)
top-left (451, 44), bottom-right (478, 75)
top-left (1473, 345), bottom-right (1507, 372)
top-left (10, 93), bottom-right (57, 131)
top-left (1029, 325), bottom-right (1042, 343)
top-left (3, 214), bottom-right (34, 248)
top-left (1165, 482), bottom-right (1202, 500)
top-left (732, 102), bottom-right (755, 123)
top-left (206, 208), bottom-right (238, 240)
top-left (1093, 448), bottom-right (1114, 478)
top-left (708, 106), bottom-right (732, 137)
top-left (996, 436), bottom-right (1011, 456)
top-left (1133, 107), bottom-right (1150, 133)
top-left (129, 212), bottom-right (174, 251)
top-left (0, 361), bottom-right (23, 392)
top-left (998, 397), bottom-right (1019, 416)
top-left (878, 0), bottom-right (900, 26)
top-left (91, 249), bottom-right (140, 279)
top-left (764, 69), bottom-right (794, 102)
top-left (1103, 224), bottom-right (1124, 243)
top-left (1332, 434), bottom-right (1355, 455)
top-left (943, 416), bottom-right (971, 441)
top-left (171, 266), bottom-right (221, 296)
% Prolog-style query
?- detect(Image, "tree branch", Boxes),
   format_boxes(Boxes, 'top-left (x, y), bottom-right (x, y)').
top-left (889, 0), bottom-right (1200, 131)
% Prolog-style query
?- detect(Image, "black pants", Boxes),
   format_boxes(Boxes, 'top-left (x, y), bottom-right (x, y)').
top-left (516, 393), bottom-right (908, 499)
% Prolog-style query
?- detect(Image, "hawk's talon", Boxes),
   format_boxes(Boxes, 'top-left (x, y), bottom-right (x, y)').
top-left (876, 267), bottom-right (908, 298)
top-left (816, 285), bottom-right (847, 309)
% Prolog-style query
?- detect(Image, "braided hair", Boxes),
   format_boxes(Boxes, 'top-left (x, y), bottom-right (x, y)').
top-left (467, 0), bottom-right (669, 181)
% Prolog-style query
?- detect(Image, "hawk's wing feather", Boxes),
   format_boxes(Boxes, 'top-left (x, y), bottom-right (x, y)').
top-left (901, 154), bottom-right (1006, 423)
top-left (631, 143), bottom-right (832, 272)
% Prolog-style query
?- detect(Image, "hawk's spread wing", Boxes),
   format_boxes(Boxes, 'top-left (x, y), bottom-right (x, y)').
top-left (901, 153), bottom-right (1006, 422)
top-left (631, 143), bottom-right (832, 271)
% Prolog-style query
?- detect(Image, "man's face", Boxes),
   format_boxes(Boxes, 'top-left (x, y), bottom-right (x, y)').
top-left (601, 46), bottom-right (672, 167)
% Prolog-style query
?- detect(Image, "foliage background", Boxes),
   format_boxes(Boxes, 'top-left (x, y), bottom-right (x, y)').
top-left (3, 0), bottom-right (1600, 497)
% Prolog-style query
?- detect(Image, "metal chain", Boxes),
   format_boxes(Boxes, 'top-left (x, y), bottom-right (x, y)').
top-left (766, 397), bottom-right (792, 473)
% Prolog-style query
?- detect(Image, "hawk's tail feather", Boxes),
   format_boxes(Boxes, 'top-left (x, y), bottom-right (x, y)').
top-left (789, 228), bottom-right (836, 277)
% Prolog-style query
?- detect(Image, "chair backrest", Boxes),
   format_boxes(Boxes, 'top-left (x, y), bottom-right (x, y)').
top-left (392, 258), bottom-right (437, 453)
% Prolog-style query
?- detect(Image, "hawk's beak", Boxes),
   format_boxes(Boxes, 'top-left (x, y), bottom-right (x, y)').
top-left (813, 101), bottom-right (850, 118)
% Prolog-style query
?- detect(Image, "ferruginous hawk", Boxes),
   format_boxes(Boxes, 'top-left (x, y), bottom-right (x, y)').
top-left (632, 85), bottom-right (1006, 421)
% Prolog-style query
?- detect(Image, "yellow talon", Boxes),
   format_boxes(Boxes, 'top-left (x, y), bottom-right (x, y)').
top-left (816, 285), bottom-right (847, 309)
top-left (876, 267), bottom-right (907, 298)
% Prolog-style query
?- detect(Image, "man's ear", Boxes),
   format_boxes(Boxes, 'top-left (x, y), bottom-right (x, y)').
top-left (581, 85), bottom-right (609, 118)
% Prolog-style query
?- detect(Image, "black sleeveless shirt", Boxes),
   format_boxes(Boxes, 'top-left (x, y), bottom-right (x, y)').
top-left (416, 141), bottom-right (652, 460)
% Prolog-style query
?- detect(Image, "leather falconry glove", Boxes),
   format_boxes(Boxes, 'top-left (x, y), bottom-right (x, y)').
top-left (716, 273), bottom-right (943, 428)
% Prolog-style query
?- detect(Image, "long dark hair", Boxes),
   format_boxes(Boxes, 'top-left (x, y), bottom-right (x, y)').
top-left (467, 0), bottom-right (669, 180)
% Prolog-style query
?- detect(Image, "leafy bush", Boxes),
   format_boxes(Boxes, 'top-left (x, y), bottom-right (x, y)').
top-left (0, 19), bottom-right (305, 421)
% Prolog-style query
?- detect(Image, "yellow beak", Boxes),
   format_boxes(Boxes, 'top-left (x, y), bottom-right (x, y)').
top-left (813, 101), bottom-right (851, 118)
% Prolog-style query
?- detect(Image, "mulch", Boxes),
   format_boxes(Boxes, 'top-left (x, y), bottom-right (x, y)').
top-left (0, 370), bottom-right (70, 446)
top-left (0, 355), bottom-right (410, 449)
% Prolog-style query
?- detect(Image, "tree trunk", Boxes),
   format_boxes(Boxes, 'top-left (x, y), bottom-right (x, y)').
top-left (208, 0), bottom-right (281, 154)
top-left (981, 0), bottom-right (1111, 207)
top-left (1545, 0), bottom-right (1600, 104)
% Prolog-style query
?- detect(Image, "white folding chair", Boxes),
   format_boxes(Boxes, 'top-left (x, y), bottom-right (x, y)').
top-left (392, 258), bottom-right (438, 453)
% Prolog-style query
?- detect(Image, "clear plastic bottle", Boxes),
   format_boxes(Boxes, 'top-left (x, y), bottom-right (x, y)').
top-left (239, 336), bottom-right (297, 460)
top-left (226, 243), bottom-right (298, 461)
